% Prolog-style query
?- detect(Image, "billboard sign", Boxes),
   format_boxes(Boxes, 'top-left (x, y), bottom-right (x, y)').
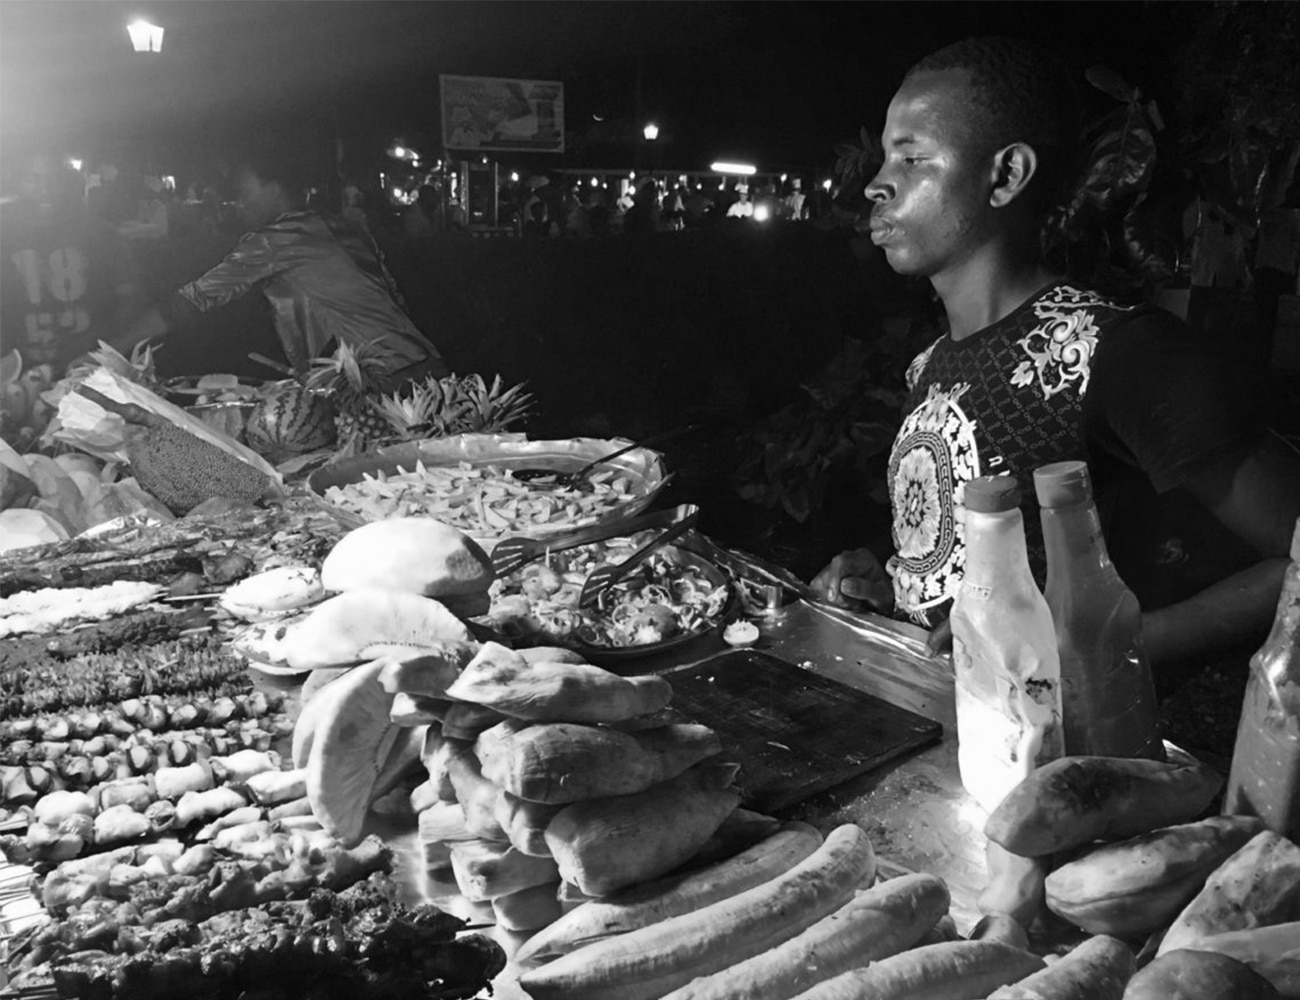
top-left (440, 75), bottom-right (565, 153)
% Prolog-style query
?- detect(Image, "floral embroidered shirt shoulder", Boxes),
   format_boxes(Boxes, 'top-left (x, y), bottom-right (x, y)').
top-left (887, 282), bottom-right (1262, 628)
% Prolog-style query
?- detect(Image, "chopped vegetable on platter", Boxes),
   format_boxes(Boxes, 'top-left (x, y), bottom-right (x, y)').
top-left (320, 461), bottom-right (641, 536)
top-left (483, 533), bottom-right (730, 649)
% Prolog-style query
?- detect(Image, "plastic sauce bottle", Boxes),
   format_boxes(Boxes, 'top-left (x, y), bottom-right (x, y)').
top-left (1035, 461), bottom-right (1165, 761)
top-left (1223, 519), bottom-right (1300, 839)
top-left (950, 475), bottom-right (1064, 813)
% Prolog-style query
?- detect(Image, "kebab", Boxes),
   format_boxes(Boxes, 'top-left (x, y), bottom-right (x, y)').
top-left (7, 873), bottom-right (504, 1000)
top-left (4, 750), bottom-right (291, 864)
top-left (1, 634), bottom-right (255, 718)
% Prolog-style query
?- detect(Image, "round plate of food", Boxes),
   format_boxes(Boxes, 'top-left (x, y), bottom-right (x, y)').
top-left (479, 531), bottom-right (736, 665)
top-left (306, 433), bottom-right (670, 543)
top-left (163, 374), bottom-right (267, 403)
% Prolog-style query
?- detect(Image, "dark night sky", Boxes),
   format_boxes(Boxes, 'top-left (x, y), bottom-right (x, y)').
top-left (0, 1), bottom-right (1215, 176)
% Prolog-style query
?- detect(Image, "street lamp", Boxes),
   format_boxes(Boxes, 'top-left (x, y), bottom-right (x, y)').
top-left (642, 122), bottom-right (660, 142)
top-left (127, 19), bottom-right (164, 54)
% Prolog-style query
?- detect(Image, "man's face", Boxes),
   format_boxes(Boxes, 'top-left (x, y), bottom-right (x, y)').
top-left (865, 68), bottom-right (996, 278)
top-left (236, 169), bottom-right (284, 227)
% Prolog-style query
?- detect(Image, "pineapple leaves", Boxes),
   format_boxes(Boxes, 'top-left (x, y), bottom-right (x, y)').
top-left (372, 372), bottom-right (535, 444)
top-left (305, 342), bottom-right (535, 448)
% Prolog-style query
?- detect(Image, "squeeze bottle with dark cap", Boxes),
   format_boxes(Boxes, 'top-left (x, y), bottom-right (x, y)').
top-left (1224, 518), bottom-right (1300, 839)
top-left (1035, 460), bottom-right (1165, 760)
top-left (950, 475), bottom-right (1063, 813)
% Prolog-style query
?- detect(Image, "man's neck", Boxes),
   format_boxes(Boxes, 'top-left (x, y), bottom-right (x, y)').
top-left (932, 251), bottom-right (1059, 341)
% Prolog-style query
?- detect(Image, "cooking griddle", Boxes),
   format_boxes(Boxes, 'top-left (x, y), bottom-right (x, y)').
top-left (663, 648), bottom-right (943, 813)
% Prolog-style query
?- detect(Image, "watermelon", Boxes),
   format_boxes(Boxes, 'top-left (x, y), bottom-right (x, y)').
top-left (245, 386), bottom-right (337, 460)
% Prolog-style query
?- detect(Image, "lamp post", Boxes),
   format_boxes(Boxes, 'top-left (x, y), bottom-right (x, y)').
top-left (127, 19), bottom-right (164, 54)
top-left (127, 20), bottom-right (164, 177)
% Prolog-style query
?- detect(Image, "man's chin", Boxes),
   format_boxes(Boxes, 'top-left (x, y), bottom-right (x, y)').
top-left (881, 246), bottom-right (919, 275)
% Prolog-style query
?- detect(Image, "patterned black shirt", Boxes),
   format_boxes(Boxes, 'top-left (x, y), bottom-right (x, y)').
top-left (888, 283), bottom-right (1260, 628)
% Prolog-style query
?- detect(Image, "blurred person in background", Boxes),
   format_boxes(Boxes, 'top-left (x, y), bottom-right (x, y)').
top-left (623, 180), bottom-right (662, 234)
top-left (111, 143), bottom-right (447, 390)
top-left (783, 177), bottom-right (807, 220)
top-left (1, 156), bottom-right (142, 372)
top-left (726, 185), bottom-right (754, 219)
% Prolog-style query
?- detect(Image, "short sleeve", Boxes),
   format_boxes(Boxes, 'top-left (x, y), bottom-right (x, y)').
top-left (1084, 307), bottom-right (1263, 494)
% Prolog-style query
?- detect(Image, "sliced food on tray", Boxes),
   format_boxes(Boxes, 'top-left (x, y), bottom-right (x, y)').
top-left (483, 532), bottom-right (730, 649)
top-left (319, 460), bottom-right (640, 535)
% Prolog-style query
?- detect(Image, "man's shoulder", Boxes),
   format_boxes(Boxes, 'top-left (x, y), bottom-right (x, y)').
top-left (904, 336), bottom-right (946, 390)
top-left (1030, 282), bottom-right (1193, 351)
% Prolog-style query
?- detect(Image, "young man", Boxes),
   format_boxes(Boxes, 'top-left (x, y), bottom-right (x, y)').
top-left (812, 37), bottom-right (1300, 676)
top-left (114, 148), bottom-right (447, 390)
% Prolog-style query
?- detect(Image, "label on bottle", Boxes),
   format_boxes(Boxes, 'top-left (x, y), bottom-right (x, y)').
top-left (954, 640), bottom-right (1063, 813)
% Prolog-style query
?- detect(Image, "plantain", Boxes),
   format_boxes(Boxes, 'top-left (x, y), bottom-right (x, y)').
top-left (1045, 815), bottom-right (1266, 935)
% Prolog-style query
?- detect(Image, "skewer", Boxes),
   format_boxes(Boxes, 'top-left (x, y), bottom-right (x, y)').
top-left (160, 592), bottom-right (224, 603)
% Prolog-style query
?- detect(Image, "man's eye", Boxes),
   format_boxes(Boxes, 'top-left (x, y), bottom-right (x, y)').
top-left (902, 156), bottom-right (923, 166)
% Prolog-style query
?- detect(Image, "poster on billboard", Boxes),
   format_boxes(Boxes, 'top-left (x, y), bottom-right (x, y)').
top-left (440, 75), bottom-right (565, 153)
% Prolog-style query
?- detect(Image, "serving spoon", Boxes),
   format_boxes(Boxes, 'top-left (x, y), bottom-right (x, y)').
top-left (578, 503), bottom-right (701, 610)
top-left (510, 423), bottom-right (702, 489)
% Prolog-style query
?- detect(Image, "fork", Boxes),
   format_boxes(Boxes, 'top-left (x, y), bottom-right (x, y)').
top-left (490, 504), bottom-right (696, 579)
top-left (578, 503), bottom-right (701, 610)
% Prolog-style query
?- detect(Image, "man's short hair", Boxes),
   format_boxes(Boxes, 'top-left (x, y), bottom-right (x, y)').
top-left (237, 143), bottom-right (313, 206)
top-left (907, 36), bottom-right (1082, 210)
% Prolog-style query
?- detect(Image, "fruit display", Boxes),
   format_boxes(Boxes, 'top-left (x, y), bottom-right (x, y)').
top-left (305, 340), bottom-right (534, 452)
top-left (0, 443), bottom-right (166, 551)
top-left (1, 351), bottom-right (58, 453)
top-left (243, 383), bottom-right (338, 462)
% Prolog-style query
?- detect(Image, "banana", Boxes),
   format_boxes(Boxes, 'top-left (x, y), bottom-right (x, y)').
top-left (220, 566), bottom-right (326, 622)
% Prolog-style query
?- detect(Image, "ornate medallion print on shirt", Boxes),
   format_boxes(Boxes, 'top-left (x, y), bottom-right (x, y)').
top-left (886, 382), bottom-right (981, 622)
top-left (1009, 285), bottom-right (1111, 399)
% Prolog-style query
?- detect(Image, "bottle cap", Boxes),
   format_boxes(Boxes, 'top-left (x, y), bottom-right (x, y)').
top-left (1033, 460), bottom-right (1093, 508)
top-left (963, 475), bottom-right (1022, 513)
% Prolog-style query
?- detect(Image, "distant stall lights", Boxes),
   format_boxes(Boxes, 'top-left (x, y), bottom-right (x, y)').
top-left (711, 161), bottom-right (757, 176)
top-left (642, 123), bottom-right (660, 141)
top-left (822, 179), bottom-right (833, 191)
top-left (753, 205), bottom-right (771, 222)
top-left (68, 159), bottom-right (82, 172)
top-left (127, 19), bottom-right (164, 53)
top-left (510, 172), bottom-right (520, 183)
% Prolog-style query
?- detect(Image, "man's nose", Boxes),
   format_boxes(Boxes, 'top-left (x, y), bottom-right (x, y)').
top-left (864, 170), bottom-right (893, 204)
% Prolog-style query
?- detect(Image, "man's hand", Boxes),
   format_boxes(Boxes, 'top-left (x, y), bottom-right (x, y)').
top-left (926, 617), bottom-right (953, 656)
top-left (810, 548), bottom-right (894, 613)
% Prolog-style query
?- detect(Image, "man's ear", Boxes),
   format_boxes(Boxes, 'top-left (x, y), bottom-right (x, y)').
top-left (988, 142), bottom-right (1039, 208)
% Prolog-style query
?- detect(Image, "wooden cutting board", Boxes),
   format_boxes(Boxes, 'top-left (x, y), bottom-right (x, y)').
top-left (662, 649), bottom-right (943, 813)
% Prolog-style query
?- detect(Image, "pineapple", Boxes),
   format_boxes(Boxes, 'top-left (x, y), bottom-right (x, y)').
top-left (67, 340), bottom-right (161, 389)
top-left (374, 373), bottom-right (536, 443)
top-left (306, 341), bottom-right (392, 449)
top-left (455, 373), bottom-right (536, 432)
top-left (374, 378), bottom-right (443, 441)
top-left (309, 340), bottom-right (538, 449)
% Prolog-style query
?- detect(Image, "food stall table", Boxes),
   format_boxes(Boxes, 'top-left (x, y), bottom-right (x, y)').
top-left (635, 600), bottom-right (987, 931)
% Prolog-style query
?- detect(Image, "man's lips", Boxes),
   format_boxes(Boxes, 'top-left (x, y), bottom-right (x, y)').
top-left (868, 217), bottom-right (895, 244)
